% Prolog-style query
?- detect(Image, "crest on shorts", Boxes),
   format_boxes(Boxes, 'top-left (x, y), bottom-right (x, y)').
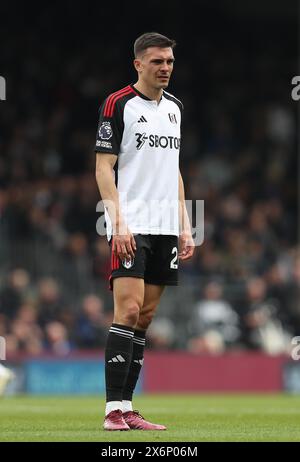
top-left (99, 121), bottom-right (113, 140)
top-left (122, 257), bottom-right (135, 269)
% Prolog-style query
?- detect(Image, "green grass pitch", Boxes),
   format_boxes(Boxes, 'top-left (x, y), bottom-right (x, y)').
top-left (1, 394), bottom-right (300, 442)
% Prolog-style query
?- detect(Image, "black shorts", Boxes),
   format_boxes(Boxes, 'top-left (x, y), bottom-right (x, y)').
top-left (108, 234), bottom-right (179, 290)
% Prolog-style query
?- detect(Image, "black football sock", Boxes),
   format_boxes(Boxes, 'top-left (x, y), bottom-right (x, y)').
top-left (105, 323), bottom-right (134, 402)
top-left (123, 329), bottom-right (146, 401)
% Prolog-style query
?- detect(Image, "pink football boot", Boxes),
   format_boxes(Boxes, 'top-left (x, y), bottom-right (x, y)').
top-left (123, 411), bottom-right (166, 430)
top-left (103, 410), bottom-right (130, 431)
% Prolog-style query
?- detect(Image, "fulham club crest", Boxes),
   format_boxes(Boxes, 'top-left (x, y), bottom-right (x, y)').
top-left (122, 257), bottom-right (135, 269)
top-left (168, 113), bottom-right (177, 124)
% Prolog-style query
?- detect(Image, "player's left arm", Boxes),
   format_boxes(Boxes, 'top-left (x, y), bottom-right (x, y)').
top-left (178, 171), bottom-right (195, 260)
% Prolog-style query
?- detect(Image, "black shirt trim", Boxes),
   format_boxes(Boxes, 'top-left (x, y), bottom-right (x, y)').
top-left (130, 84), bottom-right (152, 100)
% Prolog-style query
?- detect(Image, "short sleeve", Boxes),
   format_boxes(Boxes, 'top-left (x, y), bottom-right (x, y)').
top-left (94, 98), bottom-right (124, 155)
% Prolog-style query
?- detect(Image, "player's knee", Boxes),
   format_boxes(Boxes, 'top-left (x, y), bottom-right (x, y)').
top-left (138, 310), bottom-right (154, 330)
top-left (122, 302), bottom-right (140, 326)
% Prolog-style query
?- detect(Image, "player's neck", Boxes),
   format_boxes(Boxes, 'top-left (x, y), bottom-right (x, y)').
top-left (133, 81), bottom-right (163, 103)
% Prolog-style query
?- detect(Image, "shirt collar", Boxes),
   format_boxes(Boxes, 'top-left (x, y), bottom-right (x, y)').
top-left (131, 84), bottom-right (163, 105)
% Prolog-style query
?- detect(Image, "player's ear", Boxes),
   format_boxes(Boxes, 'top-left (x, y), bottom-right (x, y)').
top-left (133, 58), bottom-right (142, 73)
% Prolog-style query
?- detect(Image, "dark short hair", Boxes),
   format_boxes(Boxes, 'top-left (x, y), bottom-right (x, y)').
top-left (134, 32), bottom-right (176, 58)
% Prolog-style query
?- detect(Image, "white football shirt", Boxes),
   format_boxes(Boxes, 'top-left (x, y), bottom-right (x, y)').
top-left (95, 84), bottom-right (183, 240)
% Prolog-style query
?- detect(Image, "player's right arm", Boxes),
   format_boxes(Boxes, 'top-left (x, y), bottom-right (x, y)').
top-left (94, 96), bottom-right (136, 261)
top-left (95, 153), bottom-right (136, 260)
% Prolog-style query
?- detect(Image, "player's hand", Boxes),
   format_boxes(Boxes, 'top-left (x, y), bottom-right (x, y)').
top-left (113, 226), bottom-right (136, 262)
top-left (179, 231), bottom-right (195, 261)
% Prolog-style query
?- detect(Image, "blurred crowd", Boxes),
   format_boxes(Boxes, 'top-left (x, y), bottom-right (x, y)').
top-left (0, 3), bottom-right (298, 356)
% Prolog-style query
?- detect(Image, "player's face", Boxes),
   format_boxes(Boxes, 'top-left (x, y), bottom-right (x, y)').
top-left (135, 47), bottom-right (175, 89)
